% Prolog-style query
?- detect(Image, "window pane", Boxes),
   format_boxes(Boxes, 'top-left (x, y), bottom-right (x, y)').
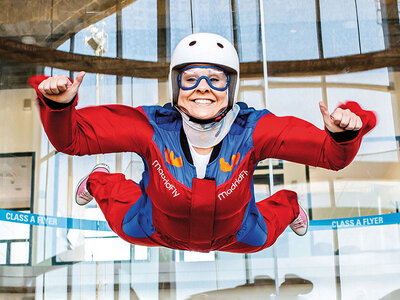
top-left (0, 243), bottom-right (7, 264)
top-left (320, 0), bottom-right (360, 57)
top-left (10, 241), bottom-right (29, 264)
top-left (192, 0), bottom-right (233, 41)
top-left (134, 245), bottom-right (148, 260)
top-left (237, 0), bottom-right (261, 62)
top-left (84, 238), bottom-right (130, 261)
top-left (122, 0), bottom-right (157, 61)
top-left (74, 14), bottom-right (116, 58)
top-left (169, 0), bottom-right (192, 55)
top-left (263, 0), bottom-right (319, 60)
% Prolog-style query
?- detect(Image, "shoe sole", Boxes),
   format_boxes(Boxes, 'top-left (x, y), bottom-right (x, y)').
top-left (293, 204), bottom-right (309, 236)
top-left (75, 163), bottom-right (110, 206)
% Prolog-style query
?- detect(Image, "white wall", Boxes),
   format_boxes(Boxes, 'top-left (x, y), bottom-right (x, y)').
top-left (0, 88), bottom-right (41, 154)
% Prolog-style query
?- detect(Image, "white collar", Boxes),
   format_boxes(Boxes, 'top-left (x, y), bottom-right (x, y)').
top-left (179, 104), bottom-right (240, 148)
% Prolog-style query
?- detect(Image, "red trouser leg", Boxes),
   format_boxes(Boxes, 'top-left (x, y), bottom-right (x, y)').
top-left (217, 189), bottom-right (299, 253)
top-left (258, 189), bottom-right (299, 247)
top-left (87, 172), bottom-right (159, 247)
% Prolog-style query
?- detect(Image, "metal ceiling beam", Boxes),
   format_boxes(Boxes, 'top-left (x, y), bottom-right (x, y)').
top-left (2, 37), bottom-right (400, 81)
top-left (0, 0), bottom-right (137, 48)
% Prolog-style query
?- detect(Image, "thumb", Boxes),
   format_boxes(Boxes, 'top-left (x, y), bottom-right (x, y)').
top-left (319, 101), bottom-right (332, 124)
top-left (71, 71), bottom-right (85, 91)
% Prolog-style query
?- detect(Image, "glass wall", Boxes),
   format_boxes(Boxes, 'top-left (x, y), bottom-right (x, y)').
top-left (1, 0), bottom-right (400, 299)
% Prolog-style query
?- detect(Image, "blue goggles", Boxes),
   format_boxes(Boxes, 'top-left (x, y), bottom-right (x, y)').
top-left (178, 65), bottom-right (230, 91)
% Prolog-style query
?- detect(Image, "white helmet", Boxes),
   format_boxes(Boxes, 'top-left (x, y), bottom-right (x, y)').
top-left (169, 32), bottom-right (240, 110)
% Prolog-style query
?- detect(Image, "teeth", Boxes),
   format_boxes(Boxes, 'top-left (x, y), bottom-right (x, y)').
top-left (194, 99), bottom-right (212, 104)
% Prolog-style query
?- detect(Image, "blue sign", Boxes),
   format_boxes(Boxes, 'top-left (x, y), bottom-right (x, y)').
top-left (309, 213), bottom-right (400, 231)
top-left (0, 209), bottom-right (112, 231)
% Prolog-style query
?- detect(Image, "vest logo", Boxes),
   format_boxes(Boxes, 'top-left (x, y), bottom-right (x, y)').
top-left (152, 160), bottom-right (180, 197)
top-left (219, 153), bottom-right (240, 172)
top-left (165, 148), bottom-right (183, 168)
top-left (218, 170), bottom-right (249, 200)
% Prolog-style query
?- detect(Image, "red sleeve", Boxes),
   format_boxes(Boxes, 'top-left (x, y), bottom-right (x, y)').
top-left (253, 101), bottom-right (377, 170)
top-left (28, 75), bottom-right (154, 156)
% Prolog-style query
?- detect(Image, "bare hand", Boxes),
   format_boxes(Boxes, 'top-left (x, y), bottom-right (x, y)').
top-left (319, 101), bottom-right (362, 133)
top-left (38, 71), bottom-right (85, 103)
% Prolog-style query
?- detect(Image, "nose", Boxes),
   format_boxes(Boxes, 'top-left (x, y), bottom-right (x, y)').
top-left (195, 78), bottom-right (210, 93)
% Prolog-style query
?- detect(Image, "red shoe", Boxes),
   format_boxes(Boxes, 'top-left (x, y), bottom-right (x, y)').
top-left (289, 205), bottom-right (309, 236)
top-left (75, 163), bottom-right (110, 206)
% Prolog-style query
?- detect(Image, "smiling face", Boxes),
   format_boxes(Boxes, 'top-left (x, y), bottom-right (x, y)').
top-left (177, 64), bottom-right (228, 120)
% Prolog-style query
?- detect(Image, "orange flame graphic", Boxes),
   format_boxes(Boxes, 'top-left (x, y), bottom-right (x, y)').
top-left (165, 148), bottom-right (183, 168)
top-left (219, 153), bottom-right (240, 172)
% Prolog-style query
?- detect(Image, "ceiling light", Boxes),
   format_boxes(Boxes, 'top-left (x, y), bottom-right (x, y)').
top-left (21, 36), bottom-right (36, 45)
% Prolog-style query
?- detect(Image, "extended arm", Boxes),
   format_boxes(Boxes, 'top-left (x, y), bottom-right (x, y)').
top-left (28, 75), bottom-right (154, 156)
top-left (253, 101), bottom-right (376, 170)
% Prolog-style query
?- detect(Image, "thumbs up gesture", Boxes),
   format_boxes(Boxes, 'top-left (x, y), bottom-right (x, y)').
top-left (319, 101), bottom-right (363, 133)
top-left (38, 71), bottom-right (85, 104)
